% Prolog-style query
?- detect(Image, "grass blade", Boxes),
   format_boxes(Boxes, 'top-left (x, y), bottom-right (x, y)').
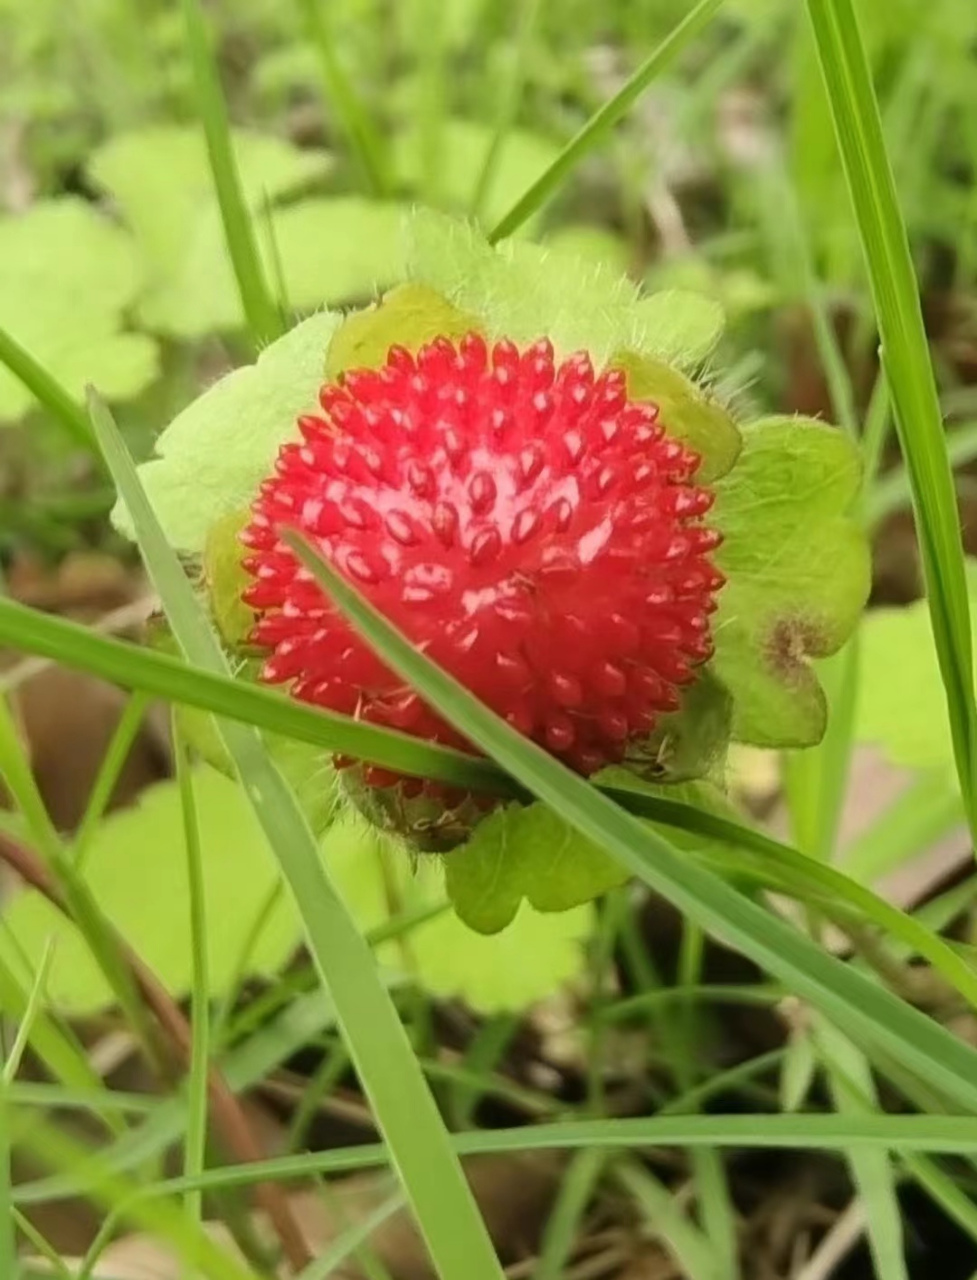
top-left (805, 0), bottom-right (977, 841)
top-left (295, 0), bottom-right (390, 195)
top-left (488, 0), bottom-right (722, 242)
top-left (286, 531), bottom-right (977, 1114)
top-left (68, 1113), bottom-right (977, 1205)
top-left (2, 591), bottom-right (975, 1012)
top-left (173, 719), bottom-right (210, 1227)
top-left (817, 1021), bottom-right (909, 1280)
top-left (0, 324), bottom-right (95, 455)
top-left (0, 599), bottom-right (505, 794)
top-left (180, 0), bottom-right (282, 348)
top-left (470, 0), bottom-right (544, 222)
top-left (87, 392), bottom-right (506, 1280)
top-left (868, 419), bottom-right (977, 527)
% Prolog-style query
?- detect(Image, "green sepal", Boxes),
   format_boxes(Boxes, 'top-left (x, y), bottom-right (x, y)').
top-left (325, 282), bottom-right (484, 380)
top-left (444, 774), bottom-right (745, 934)
top-left (613, 351), bottom-right (741, 484)
top-left (709, 415), bottom-right (870, 747)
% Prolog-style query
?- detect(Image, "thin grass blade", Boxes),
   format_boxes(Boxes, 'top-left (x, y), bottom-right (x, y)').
top-left (286, 531), bottom-right (977, 1114)
top-left (0, 325), bottom-right (95, 455)
top-left (805, 0), bottom-right (977, 841)
top-left (295, 0), bottom-right (390, 195)
top-left (87, 392), bottom-right (506, 1280)
top-left (489, 0), bottom-right (722, 242)
top-left (181, 0), bottom-right (282, 347)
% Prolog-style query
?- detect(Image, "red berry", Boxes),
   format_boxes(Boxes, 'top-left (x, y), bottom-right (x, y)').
top-left (241, 333), bottom-right (724, 792)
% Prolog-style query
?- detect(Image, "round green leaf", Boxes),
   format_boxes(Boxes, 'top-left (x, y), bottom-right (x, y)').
top-left (710, 415), bottom-right (869, 747)
top-left (112, 310), bottom-right (341, 554)
top-left (0, 198), bottom-right (158, 423)
top-left (856, 563), bottom-right (977, 770)
top-left (0, 767), bottom-right (304, 1013)
top-left (90, 124), bottom-right (332, 336)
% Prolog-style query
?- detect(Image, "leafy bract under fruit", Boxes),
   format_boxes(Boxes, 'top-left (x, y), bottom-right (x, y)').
top-left (112, 309), bottom-right (341, 552)
top-left (323, 810), bottom-right (593, 1010)
top-left (445, 773), bottom-right (745, 933)
top-left (0, 198), bottom-right (158, 423)
top-left (117, 209), bottom-right (869, 930)
top-left (856, 560), bottom-right (977, 771)
top-left (710, 416), bottom-right (869, 747)
top-left (406, 209), bottom-right (726, 371)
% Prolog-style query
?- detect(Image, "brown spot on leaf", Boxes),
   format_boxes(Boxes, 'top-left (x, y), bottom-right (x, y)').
top-left (765, 615), bottom-right (827, 683)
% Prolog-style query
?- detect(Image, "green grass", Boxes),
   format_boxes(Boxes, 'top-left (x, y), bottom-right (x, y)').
top-left (805, 0), bottom-right (977, 847)
top-left (180, 0), bottom-right (283, 349)
top-left (489, 0), bottom-right (724, 241)
top-left (4, 0), bottom-right (977, 1271)
top-left (88, 392), bottom-right (507, 1279)
top-left (286, 531), bottom-right (977, 1112)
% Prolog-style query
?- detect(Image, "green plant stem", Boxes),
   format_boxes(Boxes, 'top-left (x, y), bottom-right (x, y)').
top-left (174, 719), bottom-right (210, 1228)
top-left (72, 692), bottom-right (153, 865)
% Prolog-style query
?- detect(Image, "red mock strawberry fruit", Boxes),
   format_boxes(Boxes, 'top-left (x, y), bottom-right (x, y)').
top-left (240, 332), bottom-right (725, 838)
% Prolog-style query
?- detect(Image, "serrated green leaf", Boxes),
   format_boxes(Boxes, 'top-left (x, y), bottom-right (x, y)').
top-left (89, 125), bottom-right (331, 336)
top-left (445, 776), bottom-right (738, 934)
top-left (0, 199), bottom-right (158, 423)
top-left (112, 310), bottom-right (340, 553)
top-left (710, 415), bottom-right (869, 747)
top-left (614, 351), bottom-right (741, 483)
top-left (405, 208), bottom-right (726, 369)
top-left (322, 810), bottom-right (593, 1011)
top-left (395, 118), bottom-right (561, 232)
top-left (325, 282), bottom-right (484, 379)
top-left (0, 767), bottom-right (303, 1013)
top-left (629, 290), bottom-right (725, 368)
top-left (855, 564), bottom-right (977, 770)
top-left (445, 803), bottom-right (626, 933)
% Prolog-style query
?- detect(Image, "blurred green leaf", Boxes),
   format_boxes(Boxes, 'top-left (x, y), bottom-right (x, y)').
top-left (0, 199), bottom-right (158, 423)
top-left (89, 124), bottom-right (331, 336)
top-left (112, 310), bottom-right (340, 552)
top-left (395, 118), bottom-right (560, 232)
top-left (856, 564), bottom-right (977, 770)
top-left (711, 415), bottom-right (870, 746)
top-left (323, 810), bottom-right (593, 1011)
top-left (270, 198), bottom-right (408, 310)
top-left (0, 767), bottom-right (306, 1013)
top-left (542, 225), bottom-right (631, 275)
